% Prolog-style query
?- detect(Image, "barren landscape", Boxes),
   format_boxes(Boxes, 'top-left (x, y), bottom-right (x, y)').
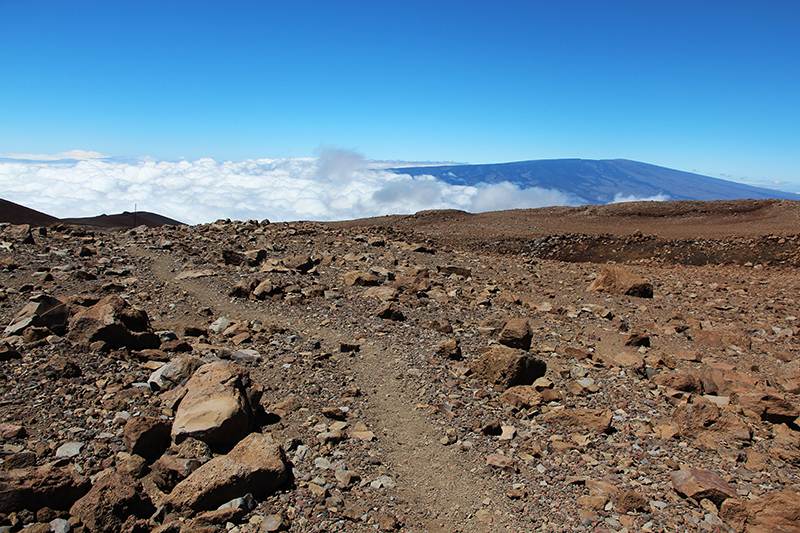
top-left (2, 198), bottom-right (800, 532)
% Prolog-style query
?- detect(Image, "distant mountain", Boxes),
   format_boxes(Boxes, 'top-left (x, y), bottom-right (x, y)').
top-left (0, 198), bottom-right (184, 228)
top-left (390, 159), bottom-right (799, 203)
top-left (60, 211), bottom-right (184, 229)
top-left (0, 199), bottom-right (59, 226)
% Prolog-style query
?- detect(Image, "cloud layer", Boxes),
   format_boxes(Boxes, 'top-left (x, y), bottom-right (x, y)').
top-left (0, 150), bottom-right (579, 224)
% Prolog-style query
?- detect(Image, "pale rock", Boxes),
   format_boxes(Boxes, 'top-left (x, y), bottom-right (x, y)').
top-left (171, 361), bottom-right (256, 449)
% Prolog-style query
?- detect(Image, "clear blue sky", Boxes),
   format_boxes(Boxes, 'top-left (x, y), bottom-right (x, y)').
top-left (1, 0), bottom-right (799, 185)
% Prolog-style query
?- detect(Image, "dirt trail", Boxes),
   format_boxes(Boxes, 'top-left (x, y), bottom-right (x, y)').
top-left (136, 247), bottom-right (508, 532)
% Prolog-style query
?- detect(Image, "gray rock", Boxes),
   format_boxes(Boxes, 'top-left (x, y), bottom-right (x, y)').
top-left (55, 442), bottom-right (83, 459)
top-left (208, 317), bottom-right (231, 333)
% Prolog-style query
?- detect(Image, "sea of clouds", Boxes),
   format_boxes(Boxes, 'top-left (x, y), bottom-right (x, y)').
top-left (0, 149), bottom-right (586, 224)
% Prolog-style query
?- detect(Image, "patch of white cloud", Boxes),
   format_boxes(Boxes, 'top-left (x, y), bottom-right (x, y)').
top-left (0, 150), bottom-right (107, 161)
top-left (611, 192), bottom-right (670, 204)
top-left (470, 182), bottom-right (576, 212)
top-left (0, 149), bottom-right (581, 224)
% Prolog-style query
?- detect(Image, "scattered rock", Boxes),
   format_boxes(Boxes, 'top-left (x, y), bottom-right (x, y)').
top-left (542, 408), bottom-right (613, 433)
top-left (468, 345), bottom-right (547, 390)
top-left (670, 468), bottom-right (738, 507)
top-left (588, 264), bottom-right (653, 298)
top-left (434, 338), bottom-right (462, 360)
top-left (499, 318), bottom-right (532, 350)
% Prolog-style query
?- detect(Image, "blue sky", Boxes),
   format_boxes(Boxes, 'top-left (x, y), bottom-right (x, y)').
top-left (1, 1), bottom-right (799, 222)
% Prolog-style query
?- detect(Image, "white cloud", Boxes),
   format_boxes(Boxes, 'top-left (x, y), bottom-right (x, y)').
top-left (470, 182), bottom-right (576, 212)
top-left (0, 150), bottom-right (107, 161)
top-left (0, 149), bottom-right (580, 224)
top-left (611, 192), bottom-right (670, 204)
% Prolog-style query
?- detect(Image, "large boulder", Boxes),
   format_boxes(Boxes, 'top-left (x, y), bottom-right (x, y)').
top-left (737, 392), bottom-right (800, 425)
top-left (343, 271), bottom-right (379, 287)
top-left (2, 224), bottom-right (35, 244)
top-left (171, 361), bottom-right (257, 449)
top-left (673, 399), bottom-right (751, 442)
top-left (394, 267), bottom-right (431, 293)
top-left (69, 470), bottom-right (153, 533)
top-left (721, 490), bottom-right (800, 533)
top-left (0, 464), bottom-right (90, 513)
top-left (0, 341), bottom-right (21, 361)
top-left (650, 372), bottom-right (703, 392)
top-left (68, 295), bottom-right (159, 350)
top-left (165, 432), bottom-right (288, 512)
top-left (468, 345), bottom-right (546, 390)
top-left (588, 265), bottom-right (653, 298)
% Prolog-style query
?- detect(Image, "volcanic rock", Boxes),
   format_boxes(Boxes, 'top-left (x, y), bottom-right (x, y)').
top-left (343, 271), bottom-right (379, 287)
top-left (3, 294), bottom-right (69, 337)
top-left (228, 279), bottom-right (260, 298)
top-left (69, 469), bottom-right (153, 533)
top-left (148, 356), bottom-right (204, 392)
top-left (375, 302), bottom-right (405, 321)
top-left (171, 361), bottom-right (256, 449)
top-left (499, 318), bottom-right (532, 350)
top-left (123, 416), bottom-right (171, 462)
top-left (434, 338), bottom-right (461, 360)
top-left (670, 468), bottom-right (738, 507)
top-left (164, 432), bottom-right (288, 512)
top-left (651, 372), bottom-right (703, 392)
top-left (721, 489), bottom-right (800, 533)
top-left (394, 267), bottom-right (431, 293)
top-left (542, 408), bottom-right (613, 433)
top-left (468, 345), bottom-right (547, 390)
top-left (0, 340), bottom-right (21, 361)
top-left (0, 464), bottom-right (90, 513)
top-left (67, 295), bottom-right (159, 350)
top-left (672, 399), bottom-right (752, 441)
top-left (588, 264), bottom-right (653, 298)
top-left (736, 392), bottom-right (800, 424)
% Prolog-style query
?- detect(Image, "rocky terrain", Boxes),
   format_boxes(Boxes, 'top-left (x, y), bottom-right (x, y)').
top-left (1, 199), bottom-right (800, 532)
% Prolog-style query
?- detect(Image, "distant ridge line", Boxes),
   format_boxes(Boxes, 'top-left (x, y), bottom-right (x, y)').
top-left (0, 198), bottom-right (184, 228)
top-left (389, 158), bottom-right (799, 203)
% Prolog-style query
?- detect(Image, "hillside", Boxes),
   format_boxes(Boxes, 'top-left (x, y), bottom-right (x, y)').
top-left (391, 159), bottom-right (799, 204)
top-left (0, 199), bottom-right (59, 226)
top-left (0, 198), bottom-right (184, 228)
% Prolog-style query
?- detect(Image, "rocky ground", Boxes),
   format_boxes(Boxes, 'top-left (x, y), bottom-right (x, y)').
top-left (1, 199), bottom-right (800, 532)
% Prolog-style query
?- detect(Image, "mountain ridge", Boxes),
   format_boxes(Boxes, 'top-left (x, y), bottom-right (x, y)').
top-left (390, 158), bottom-right (799, 203)
top-left (0, 198), bottom-right (184, 228)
